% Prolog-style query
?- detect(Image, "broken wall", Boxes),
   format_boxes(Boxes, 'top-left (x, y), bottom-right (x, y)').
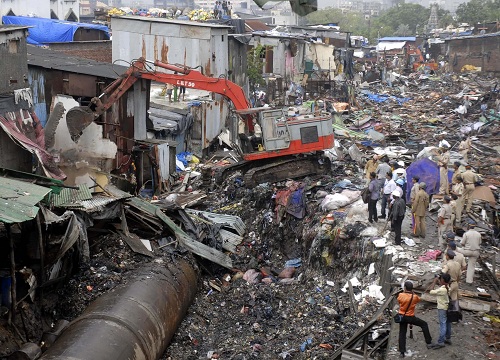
top-left (446, 34), bottom-right (500, 73)
top-left (50, 95), bottom-right (117, 188)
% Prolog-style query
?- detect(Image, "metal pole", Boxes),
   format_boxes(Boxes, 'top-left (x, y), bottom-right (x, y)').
top-left (36, 213), bottom-right (45, 284)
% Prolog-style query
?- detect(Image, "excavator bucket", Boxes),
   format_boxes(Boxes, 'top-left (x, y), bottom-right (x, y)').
top-left (66, 106), bottom-right (95, 142)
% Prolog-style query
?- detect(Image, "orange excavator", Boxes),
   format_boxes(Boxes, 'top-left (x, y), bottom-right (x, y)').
top-left (410, 48), bottom-right (438, 72)
top-left (66, 57), bottom-right (334, 187)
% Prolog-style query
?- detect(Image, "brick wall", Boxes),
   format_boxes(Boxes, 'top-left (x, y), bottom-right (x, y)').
top-left (447, 35), bottom-right (500, 73)
top-left (47, 41), bottom-right (112, 63)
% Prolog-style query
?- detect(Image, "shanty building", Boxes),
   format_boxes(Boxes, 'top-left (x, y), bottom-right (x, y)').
top-left (445, 33), bottom-right (500, 73)
top-left (0, 25), bottom-right (43, 174)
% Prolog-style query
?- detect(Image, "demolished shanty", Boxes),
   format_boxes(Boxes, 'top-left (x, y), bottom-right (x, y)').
top-left (0, 8), bottom-right (499, 360)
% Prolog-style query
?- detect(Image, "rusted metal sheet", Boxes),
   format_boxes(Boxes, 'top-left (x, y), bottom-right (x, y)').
top-left (111, 17), bottom-right (228, 78)
top-left (39, 259), bottom-right (198, 360)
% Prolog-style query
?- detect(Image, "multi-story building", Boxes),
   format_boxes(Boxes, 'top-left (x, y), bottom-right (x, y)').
top-left (0, 0), bottom-right (80, 21)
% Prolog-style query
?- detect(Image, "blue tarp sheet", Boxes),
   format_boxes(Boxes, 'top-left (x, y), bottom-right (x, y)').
top-left (406, 158), bottom-right (453, 202)
top-left (2, 16), bottom-right (110, 45)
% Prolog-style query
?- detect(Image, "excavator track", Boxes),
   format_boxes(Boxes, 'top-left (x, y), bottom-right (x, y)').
top-left (243, 154), bottom-right (330, 188)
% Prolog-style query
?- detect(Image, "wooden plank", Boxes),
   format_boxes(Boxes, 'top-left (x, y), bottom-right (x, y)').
top-left (219, 229), bottom-right (243, 253)
top-left (420, 292), bottom-right (492, 312)
top-left (117, 230), bottom-right (153, 257)
top-left (127, 197), bottom-right (233, 268)
top-left (176, 232), bottom-right (232, 269)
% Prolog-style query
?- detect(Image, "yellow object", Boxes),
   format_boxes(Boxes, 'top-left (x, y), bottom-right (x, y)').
top-left (190, 155), bottom-right (200, 164)
top-left (461, 64), bottom-right (480, 72)
top-left (258, 144), bottom-right (264, 151)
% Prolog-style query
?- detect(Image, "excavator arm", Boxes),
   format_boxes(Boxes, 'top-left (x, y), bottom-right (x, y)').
top-left (66, 57), bottom-right (252, 141)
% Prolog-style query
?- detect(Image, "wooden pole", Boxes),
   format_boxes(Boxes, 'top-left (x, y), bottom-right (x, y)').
top-left (36, 214), bottom-right (45, 284)
top-left (7, 224), bottom-right (17, 325)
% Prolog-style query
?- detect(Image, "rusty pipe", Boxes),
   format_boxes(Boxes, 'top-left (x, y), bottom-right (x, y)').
top-left (40, 258), bottom-right (198, 360)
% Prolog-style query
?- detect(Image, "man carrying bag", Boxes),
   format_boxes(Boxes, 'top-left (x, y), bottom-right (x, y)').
top-left (396, 281), bottom-right (437, 357)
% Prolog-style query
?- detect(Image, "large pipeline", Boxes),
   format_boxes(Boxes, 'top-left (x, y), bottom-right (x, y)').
top-left (40, 258), bottom-right (198, 360)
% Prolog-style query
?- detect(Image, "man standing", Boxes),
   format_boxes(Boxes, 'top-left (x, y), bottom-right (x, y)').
top-left (375, 157), bottom-right (391, 185)
top-left (368, 172), bottom-right (380, 223)
top-left (397, 281), bottom-right (435, 357)
top-left (438, 146), bottom-right (450, 195)
top-left (441, 250), bottom-right (461, 306)
top-left (391, 190), bottom-right (406, 245)
top-left (458, 136), bottom-right (472, 162)
top-left (428, 273), bottom-right (452, 349)
top-left (409, 176), bottom-right (420, 205)
top-left (364, 155), bottom-right (379, 186)
top-left (381, 172), bottom-right (397, 219)
top-left (461, 164), bottom-right (479, 213)
top-left (447, 240), bottom-right (467, 271)
top-left (451, 176), bottom-right (464, 225)
top-left (412, 182), bottom-right (429, 238)
top-left (455, 220), bottom-right (482, 284)
top-left (437, 196), bottom-right (453, 249)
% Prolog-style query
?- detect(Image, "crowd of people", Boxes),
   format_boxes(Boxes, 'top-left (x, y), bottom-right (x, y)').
top-left (362, 136), bottom-right (483, 358)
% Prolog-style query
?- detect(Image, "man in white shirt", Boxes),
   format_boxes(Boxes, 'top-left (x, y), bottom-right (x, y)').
top-left (381, 171), bottom-right (397, 219)
top-left (250, 119), bottom-right (262, 150)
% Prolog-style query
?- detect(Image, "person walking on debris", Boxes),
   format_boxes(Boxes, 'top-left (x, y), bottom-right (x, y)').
top-left (395, 178), bottom-right (406, 205)
top-left (381, 171), bottom-right (397, 219)
top-left (412, 182), bottom-right (429, 238)
top-left (461, 164), bottom-right (479, 213)
top-left (364, 154), bottom-right (379, 186)
top-left (428, 273), bottom-right (452, 349)
top-left (397, 281), bottom-right (436, 358)
top-left (368, 172), bottom-right (381, 223)
top-left (458, 136), bottom-right (472, 163)
top-left (436, 134), bottom-right (451, 149)
top-left (438, 146), bottom-right (450, 195)
top-left (390, 190), bottom-right (406, 245)
top-left (455, 220), bottom-right (482, 284)
top-left (437, 196), bottom-right (453, 249)
top-left (451, 175), bottom-right (464, 225)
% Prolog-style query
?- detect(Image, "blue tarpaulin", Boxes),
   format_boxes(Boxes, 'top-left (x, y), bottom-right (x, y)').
top-left (2, 16), bottom-right (110, 45)
top-left (405, 158), bottom-right (453, 203)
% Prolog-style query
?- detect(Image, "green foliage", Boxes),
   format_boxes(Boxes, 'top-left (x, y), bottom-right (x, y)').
top-left (455, 0), bottom-right (500, 25)
top-left (304, 3), bottom-right (456, 43)
top-left (247, 44), bottom-right (266, 92)
top-left (372, 3), bottom-right (430, 38)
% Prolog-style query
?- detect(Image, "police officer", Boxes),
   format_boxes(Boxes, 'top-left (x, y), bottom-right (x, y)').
top-left (455, 220), bottom-right (482, 284)
top-left (437, 196), bottom-right (453, 249)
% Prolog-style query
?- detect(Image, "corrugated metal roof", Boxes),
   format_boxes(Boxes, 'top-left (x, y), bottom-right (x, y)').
top-left (245, 20), bottom-right (271, 32)
top-left (112, 15), bottom-right (232, 28)
top-left (0, 177), bottom-right (52, 224)
top-left (27, 45), bottom-right (127, 80)
top-left (79, 196), bottom-right (118, 212)
top-left (378, 37), bottom-right (416, 42)
top-left (51, 184), bottom-right (92, 208)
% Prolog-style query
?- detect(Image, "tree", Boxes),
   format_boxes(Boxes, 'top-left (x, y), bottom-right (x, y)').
top-left (372, 3), bottom-right (430, 38)
top-left (247, 44), bottom-right (266, 93)
top-left (394, 24), bottom-right (411, 36)
top-left (455, 0), bottom-right (500, 25)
